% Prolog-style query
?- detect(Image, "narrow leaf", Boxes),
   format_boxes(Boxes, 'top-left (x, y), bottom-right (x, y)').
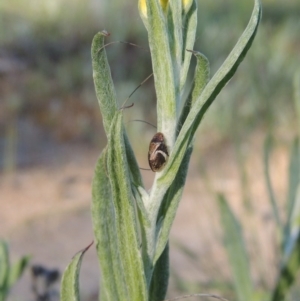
top-left (107, 112), bottom-right (147, 300)
top-left (188, 0), bottom-right (261, 139)
top-left (92, 149), bottom-right (129, 301)
top-left (271, 228), bottom-right (300, 301)
top-left (60, 242), bottom-right (93, 301)
top-left (154, 145), bottom-right (193, 262)
top-left (287, 138), bottom-right (300, 222)
top-left (168, 0), bottom-right (183, 71)
top-left (159, 0), bottom-right (262, 190)
top-left (218, 195), bottom-right (253, 301)
top-left (132, 184), bottom-right (151, 228)
top-left (178, 51), bottom-right (210, 134)
top-left (180, 0), bottom-right (198, 91)
top-left (283, 184), bottom-right (300, 260)
top-left (124, 133), bottom-right (144, 189)
top-left (149, 244), bottom-right (169, 301)
top-left (293, 72), bottom-right (300, 136)
top-left (8, 255), bottom-right (30, 287)
top-left (146, 0), bottom-right (177, 144)
top-left (0, 241), bottom-right (9, 301)
top-left (91, 107), bottom-right (147, 301)
top-left (263, 134), bottom-right (281, 229)
top-left (91, 31), bottom-right (118, 136)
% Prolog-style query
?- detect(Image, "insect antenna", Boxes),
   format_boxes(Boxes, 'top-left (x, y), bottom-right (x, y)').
top-left (119, 73), bottom-right (153, 110)
top-left (98, 32), bottom-right (154, 171)
top-left (126, 119), bottom-right (156, 129)
top-left (125, 119), bottom-right (156, 172)
top-left (98, 30), bottom-right (150, 53)
top-left (96, 31), bottom-right (152, 110)
top-left (139, 167), bottom-right (151, 171)
top-left (98, 41), bottom-right (150, 53)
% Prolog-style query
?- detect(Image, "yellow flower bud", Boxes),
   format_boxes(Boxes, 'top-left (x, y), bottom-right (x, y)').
top-left (160, 0), bottom-right (169, 10)
top-left (139, 0), bottom-right (169, 19)
top-left (139, 0), bottom-right (193, 19)
top-left (182, 0), bottom-right (193, 12)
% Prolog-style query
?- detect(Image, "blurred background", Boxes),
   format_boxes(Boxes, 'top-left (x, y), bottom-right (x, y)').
top-left (1, 0), bottom-right (300, 300)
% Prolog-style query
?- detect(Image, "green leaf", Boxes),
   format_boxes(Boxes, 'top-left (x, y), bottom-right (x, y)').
top-left (263, 134), bottom-right (281, 229)
top-left (271, 229), bottom-right (300, 301)
top-left (283, 182), bottom-right (300, 258)
top-left (132, 184), bottom-right (151, 229)
top-left (218, 195), bottom-right (253, 301)
top-left (154, 145), bottom-right (193, 262)
top-left (107, 113), bottom-right (148, 296)
top-left (92, 113), bottom-right (148, 301)
top-left (167, 0), bottom-right (182, 73)
top-left (60, 242), bottom-right (93, 301)
top-left (180, 0), bottom-right (198, 92)
top-left (287, 138), bottom-right (300, 222)
top-left (160, 0), bottom-right (262, 190)
top-left (178, 51), bottom-right (210, 134)
top-left (149, 244), bottom-right (169, 301)
top-left (145, 0), bottom-right (177, 145)
top-left (8, 255), bottom-right (30, 287)
top-left (293, 72), bottom-right (300, 136)
top-left (0, 241), bottom-right (9, 301)
top-left (91, 31), bottom-right (118, 136)
top-left (92, 149), bottom-right (129, 301)
top-left (187, 0), bottom-right (261, 140)
top-left (124, 133), bottom-right (145, 190)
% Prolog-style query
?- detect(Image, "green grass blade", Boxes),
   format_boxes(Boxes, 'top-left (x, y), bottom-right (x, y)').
top-left (283, 182), bottom-right (300, 257)
top-left (218, 195), bottom-right (253, 301)
top-left (293, 72), bottom-right (300, 135)
top-left (0, 241), bottom-right (9, 301)
top-left (8, 255), bottom-right (30, 288)
top-left (60, 242), bottom-right (93, 301)
top-left (285, 138), bottom-right (300, 241)
top-left (271, 228), bottom-right (300, 301)
top-left (91, 31), bottom-right (118, 136)
top-left (263, 134), bottom-right (281, 229)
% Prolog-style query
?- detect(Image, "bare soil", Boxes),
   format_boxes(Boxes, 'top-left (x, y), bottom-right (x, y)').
top-left (1, 132), bottom-right (288, 301)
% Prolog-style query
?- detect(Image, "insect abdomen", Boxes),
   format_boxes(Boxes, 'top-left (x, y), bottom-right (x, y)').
top-left (148, 132), bottom-right (169, 172)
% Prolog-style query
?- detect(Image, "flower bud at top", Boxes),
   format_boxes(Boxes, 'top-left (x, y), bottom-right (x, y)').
top-left (139, 0), bottom-right (169, 19)
top-left (139, 0), bottom-right (193, 20)
top-left (182, 0), bottom-right (193, 12)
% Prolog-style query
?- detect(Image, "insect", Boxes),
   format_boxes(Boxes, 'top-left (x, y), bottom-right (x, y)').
top-left (148, 132), bottom-right (169, 172)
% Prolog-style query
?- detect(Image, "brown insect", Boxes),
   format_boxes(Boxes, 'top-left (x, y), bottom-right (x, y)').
top-left (148, 132), bottom-right (169, 172)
